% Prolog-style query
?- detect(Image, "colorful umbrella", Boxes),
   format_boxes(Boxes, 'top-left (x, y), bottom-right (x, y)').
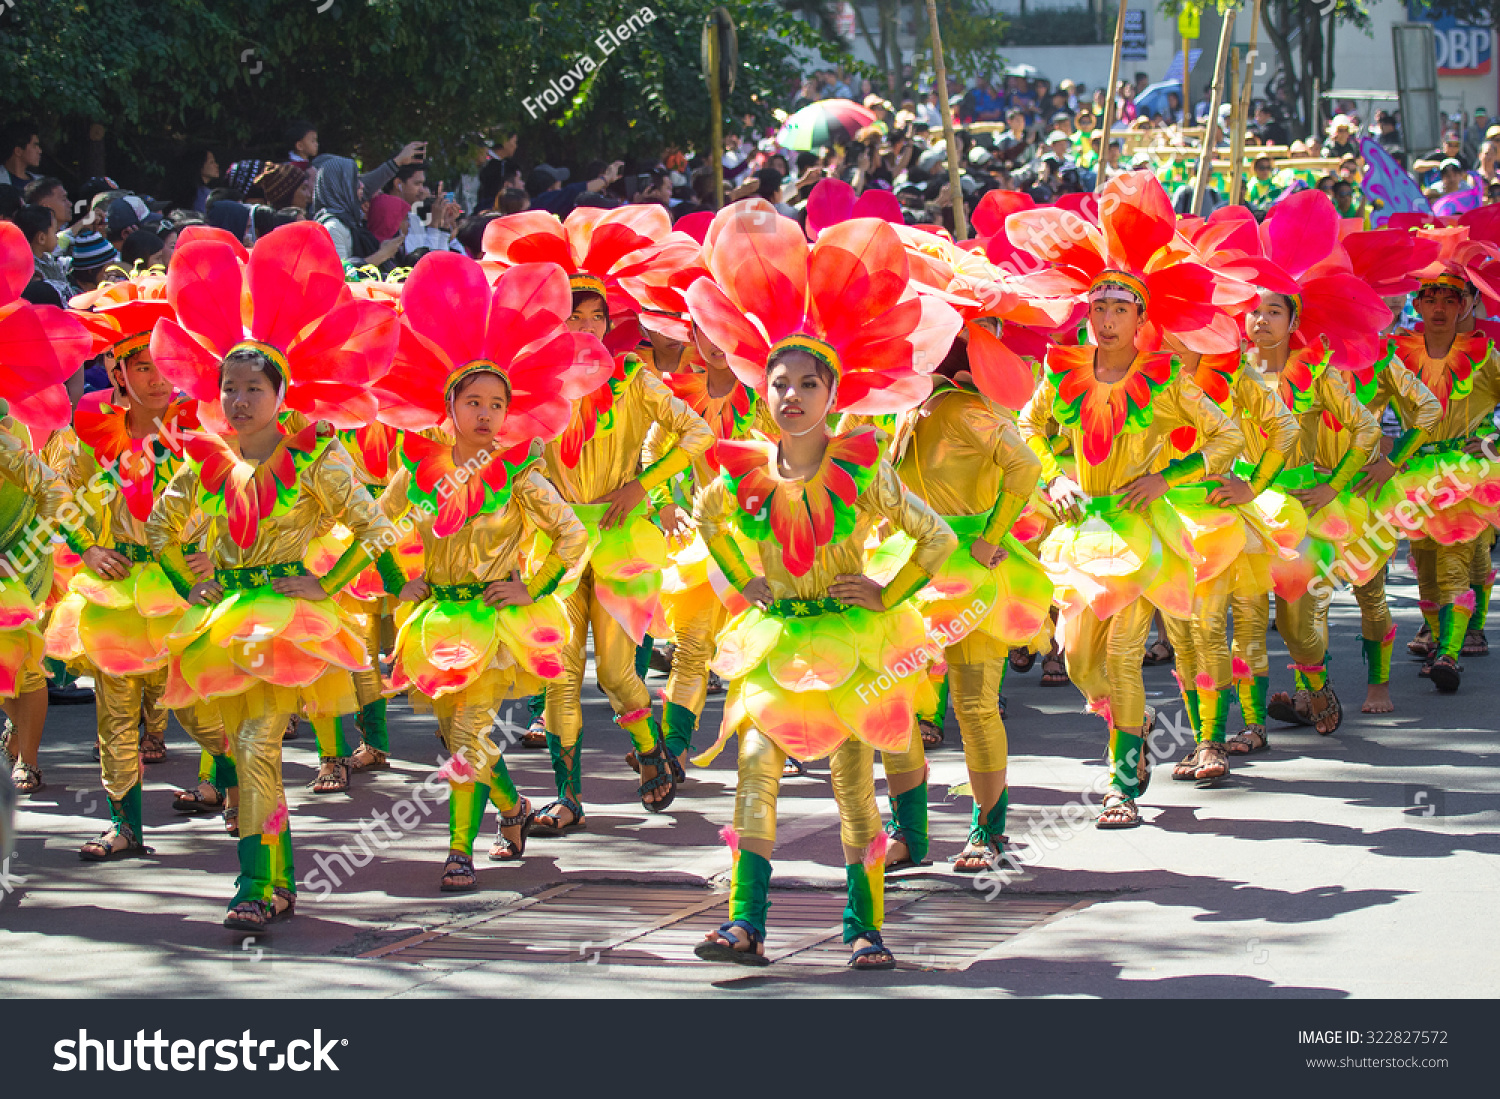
top-left (776, 98), bottom-right (876, 152)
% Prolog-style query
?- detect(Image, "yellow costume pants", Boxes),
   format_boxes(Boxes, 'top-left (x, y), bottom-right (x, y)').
top-left (1062, 598), bottom-right (1156, 729)
top-left (736, 728), bottom-right (881, 850)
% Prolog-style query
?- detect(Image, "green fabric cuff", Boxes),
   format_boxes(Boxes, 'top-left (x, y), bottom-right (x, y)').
top-left (705, 532), bottom-right (755, 591)
top-left (981, 490), bottom-right (1028, 545)
top-left (63, 525), bottom-right (93, 556)
top-left (881, 561), bottom-right (932, 609)
top-left (1325, 445), bottom-right (1366, 494)
top-left (1247, 449), bottom-right (1286, 495)
top-left (1387, 427), bottom-right (1426, 469)
top-left (158, 544), bottom-right (197, 599)
top-left (1160, 451), bottom-right (1206, 488)
top-left (375, 549), bottom-right (407, 596)
top-left (526, 555), bottom-right (567, 601)
top-left (321, 543), bottom-right (373, 595)
top-left (638, 448), bottom-right (691, 493)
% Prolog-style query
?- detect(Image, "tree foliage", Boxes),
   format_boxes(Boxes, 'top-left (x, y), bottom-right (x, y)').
top-left (1, 0), bottom-right (850, 190)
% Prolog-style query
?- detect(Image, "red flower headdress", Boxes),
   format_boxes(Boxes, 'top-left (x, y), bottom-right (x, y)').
top-left (1203, 191), bottom-right (1394, 377)
top-left (481, 205), bottom-right (677, 357)
top-left (377, 254), bottom-right (611, 536)
top-left (149, 221), bottom-right (399, 431)
top-left (0, 222), bottom-right (92, 435)
top-left (1003, 171), bottom-right (1249, 354)
top-left (684, 199), bottom-right (963, 416)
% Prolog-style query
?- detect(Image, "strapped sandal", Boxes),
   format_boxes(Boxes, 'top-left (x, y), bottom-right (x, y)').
top-left (918, 719), bottom-right (944, 748)
top-left (520, 718), bottom-right (548, 749)
top-left (1142, 639), bottom-right (1174, 667)
top-left (1225, 726), bottom-right (1269, 755)
top-left (1462, 629), bottom-right (1489, 656)
top-left (1008, 646), bottom-right (1037, 674)
top-left (706, 671), bottom-right (726, 695)
top-left (782, 757), bottom-right (808, 778)
top-left (1096, 792), bottom-right (1141, 829)
top-left (884, 827), bottom-right (925, 875)
top-left (635, 743), bottom-right (678, 813)
top-left (282, 716), bottom-right (301, 741)
top-left (1428, 655), bottom-right (1462, 694)
top-left (139, 731), bottom-right (167, 765)
top-left (694, 919), bottom-right (770, 966)
top-left (1193, 742), bottom-right (1230, 784)
top-left (1172, 744), bottom-right (1204, 781)
top-left (1407, 624), bottom-right (1435, 657)
top-left (953, 829), bottom-right (1011, 875)
top-left (625, 748), bottom-right (686, 784)
top-left (1041, 653), bottom-right (1069, 685)
top-left (10, 760), bottom-right (42, 794)
top-left (224, 899), bottom-right (274, 932)
top-left (223, 806), bottom-right (240, 838)
top-left (310, 756), bottom-right (351, 794)
top-left (847, 929), bottom-right (896, 970)
top-left (439, 852), bottom-right (477, 893)
top-left (172, 783), bottom-right (224, 813)
top-left (488, 797), bottom-right (533, 861)
top-left (1307, 685), bottom-right (1343, 734)
top-left (1267, 689), bottom-right (1313, 726)
top-left (350, 742), bottom-right (389, 772)
top-left (78, 823), bottom-right (153, 862)
top-left (529, 795), bottom-right (586, 837)
top-left (270, 886), bottom-right (297, 924)
top-left (0, 719), bottom-right (14, 767)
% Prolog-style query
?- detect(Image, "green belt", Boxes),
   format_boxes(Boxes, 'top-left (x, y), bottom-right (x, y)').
top-left (215, 561), bottom-right (308, 591)
top-left (430, 582), bottom-right (487, 601)
top-left (1075, 484), bottom-right (1215, 518)
top-left (110, 541), bottom-right (199, 564)
top-left (763, 596), bottom-right (847, 619)
top-left (1416, 433), bottom-right (1493, 456)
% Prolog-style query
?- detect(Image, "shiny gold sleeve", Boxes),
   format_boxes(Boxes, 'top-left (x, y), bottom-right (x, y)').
top-left (859, 460), bottom-right (957, 607)
top-left (516, 468), bottom-right (588, 599)
top-left (1235, 366), bottom-right (1296, 492)
top-left (641, 421), bottom-right (679, 509)
top-left (1019, 376), bottom-right (1066, 483)
top-left (0, 436), bottom-right (68, 527)
top-left (1317, 369), bottom-right (1381, 491)
top-left (1164, 371), bottom-right (1244, 480)
top-left (56, 443), bottom-right (104, 553)
top-left (692, 477), bottom-right (755, 590)
top-left (636, 369), bottom-right (714, 492)
top-left (307, 441), bottom-right (398, 594)
top-left (146, 461), bottom-right (201, 597)
top-left (1384, 353), bottom-right (1441, 466)
top-left (962, 401), bottom-right (1040, 541)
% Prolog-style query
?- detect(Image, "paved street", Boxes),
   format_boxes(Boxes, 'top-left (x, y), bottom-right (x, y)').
top-left (1, 552), bottom-right (1497, 998)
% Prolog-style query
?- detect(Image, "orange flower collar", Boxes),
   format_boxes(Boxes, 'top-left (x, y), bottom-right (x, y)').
top-left (1047, 345), bottom-right (1178, 466)
top-left (186, 421), bottom-right (331, 548)
top-left (1394, 329), bottom-right (1488, 414)
top-left (74, 396), bottom-right (199, 522)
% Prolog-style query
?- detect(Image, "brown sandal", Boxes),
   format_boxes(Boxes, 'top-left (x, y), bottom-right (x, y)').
top-left (1096, 793), bottom-right (1141, 829)
top-left (1041, 653), bottom-right (1069, 685)
top-left (310, 757), bottom-right (351, 794)
top-left (1306, 685), bottom-right (1343, 734)
top-left (1225, 726), bottom-right (1269, 755)
top-left (11, 760), bottom-right (42, 794)
top-left (1172, 744), bottom-right (1203, 781)
top-left (1193, 742), bottom-right (1230, 783)
top-left (139, 732), bottom-right (167, 764)
top-left (350, 742), bottom-right (389, 772)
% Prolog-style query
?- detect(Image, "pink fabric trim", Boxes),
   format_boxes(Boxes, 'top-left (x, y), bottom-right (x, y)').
top-left (1418, 600), bottom-right (1439, 613)
top-left (1194, 672), bottom-right (1217, 691)
top-left (437, 755), bottom-right (475, 783)
top-left (262, 801), bottom-right (289, 836)
top-left (863, 831), bottom-right (889, 868)
top-left (1455, 590), bottom-right (1477, 613)
top-left (1171, 671), bottom-right (1187, 693)
top-left (615, 707), bottom-right (652, 727)
top-left (1087, 697), bottom-right (1113, 728)
top-left (1485, 569), bottom-right (1497, 586)
top-left (1231, 657), bottom-right (1252, 678)
top-left (720, 825), bottom-right (740, 855)
top-left (1289, 663), bottom-right (1326, 674)
top-left (1381, 623), bottom-right (1398, 643)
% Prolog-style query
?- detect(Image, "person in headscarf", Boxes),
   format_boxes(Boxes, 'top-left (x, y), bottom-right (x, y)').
top-left (206, 198), bottom-right (252, 243)
top-left (310, 155), bottom-right (405, 266)
top-left (366, 192), bottom-right (410, 242)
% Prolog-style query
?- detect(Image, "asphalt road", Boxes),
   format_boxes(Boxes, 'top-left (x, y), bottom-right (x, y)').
top-left (1, 550), bottom-right (1495, 998)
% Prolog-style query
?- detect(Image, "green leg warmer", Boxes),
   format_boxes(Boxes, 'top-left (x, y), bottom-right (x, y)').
top-left (356, 698), bottom-right (389, 753)
top-left (232, 827), bottom-right (293, 908)
top-left (634, 634), bottom-right (654, 680)
top-left (1108, 727), bottom-right (1148, 799)
top-left (546, 731), bottom-right (582, 802)
top-left (661, 698), bottom-right (698, 758)
top-left (970, 787), bottom-right (1008, 844)
top-left (887, 781), bottom-right (929, 863)
top-left (109, 783), bottom-right (144, 841)
top-left (843, 856), bottom-right (885, 943)
top-left (1438, 600), bottom-right (1474, 661)
top-left (1238, 675), bottom-right (1269, 726)
top-left (448, 779), bottom-right (489, 856)
top-left (1196, 687), bottom-right (1230, 744)
top-left (312, 715), bottom-right (351, 759)
top-left (1361, 632), bottom-right (1394, 686)
top-left (919, 670), bottom-right (950, 734)
top-left (729, 848), bottom-right (773, 937)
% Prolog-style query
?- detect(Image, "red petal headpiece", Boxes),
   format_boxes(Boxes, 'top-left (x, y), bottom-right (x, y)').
top-left (0, 221), bottom-right (92, 435)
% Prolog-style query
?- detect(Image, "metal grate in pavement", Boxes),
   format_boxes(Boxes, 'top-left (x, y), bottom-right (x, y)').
top-left (361, 883), bottom-right (1084, 970)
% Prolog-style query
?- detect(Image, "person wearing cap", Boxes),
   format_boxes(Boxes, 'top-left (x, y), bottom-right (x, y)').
top-left (1244, 154), bottom-right (1287, 219)
top-left (994, 107), bottom-right (1035, 170)
top-left (1071, 108), bottom-right (1099, 170)
top-left (104, 195), bottom-right (162, 252)
top-left (68, 231), bottom-right (120, 292)
top-left (1321, 114), bottom-right (1359, 159)
top-left (1374, 110), bottom-right (1406, 165)
top-left (1463, 106), bottom-right (1490, 161)
top-left (1414, 131), bottom-right (1471, 176)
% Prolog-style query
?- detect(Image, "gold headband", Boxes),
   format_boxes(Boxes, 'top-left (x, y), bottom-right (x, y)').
top-left (767, 334), bottom-right (842, 378)
top-left (226, 339), bottom-right (292, 385)
top-left (444, 359), bottom-right (511, 402)
top-left (569, 273), bottom-right (608, 299)
top-left (1420, 273), bottom-right (1471, 295)
top-left (1088, 269), bottom-right (1150, 310)
top-left (110, 331), bottom-right (151, 362)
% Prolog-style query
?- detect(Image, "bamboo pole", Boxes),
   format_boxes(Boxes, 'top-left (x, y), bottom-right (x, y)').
top-left (1191, 6), bottom-right (1238, 216)
top-left (1181, 35), bottom-right (1193, 126)
top-left (1226, 50), bottom-right (1245, 204)
top-left (707, 20), bottom-right (724, 208)
top-left (925, 0), bottom-right (968, 240)
top-left (1230, 0), bottom-right (1264, 205)
top-left (1095, 2), bottom-right (1130, 192)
